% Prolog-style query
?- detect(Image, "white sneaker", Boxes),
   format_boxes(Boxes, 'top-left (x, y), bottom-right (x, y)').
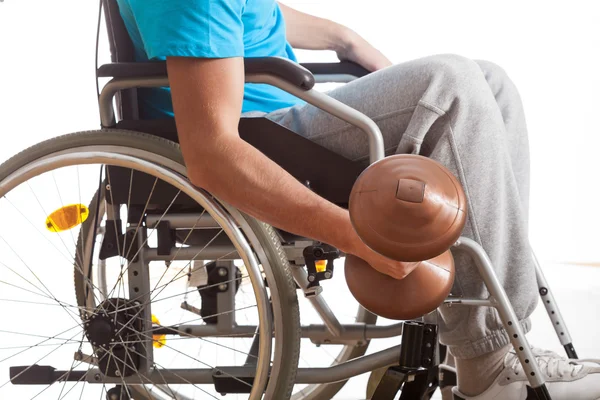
top-left (452, 347), bottom-right (600, 400)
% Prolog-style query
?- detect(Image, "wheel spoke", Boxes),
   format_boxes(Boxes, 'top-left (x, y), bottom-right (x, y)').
top-left (56, 332), bottom-right (85, 400)
top-left (0, 328), bottom-right (84, 389)
top-left (51, 171), bottom-right (80, 268)
top-left (0, 237), bottom-right (84, 329)
top-left (0, 140), bottom-right (287, 398)
top-left (4, 195), bottom-right (73, 265)
top-left (126, 345), bottom-right (222, 399)
top-left (0, 323), bottom-right (83, 363)
top-left (105, 313), bottom-right (257, 391)
top-left (57, 358), bottom-right (95, 400)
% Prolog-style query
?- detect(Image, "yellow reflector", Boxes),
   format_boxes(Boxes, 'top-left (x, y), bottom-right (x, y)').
top-left (45, 204), bottom-right (89, 232)
top-left (315, 260), bottom-right (327, 273)
top-left (152, 314), bottom-right (166, 349)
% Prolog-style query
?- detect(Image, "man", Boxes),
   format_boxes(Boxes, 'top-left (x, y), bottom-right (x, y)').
top-left (116, 0), bottom-right (600, 398)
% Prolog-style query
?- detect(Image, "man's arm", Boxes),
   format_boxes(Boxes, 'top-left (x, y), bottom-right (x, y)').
top-left (167, 56), bottom-right (415, 279)
top-left (277, 2), bottom-right (349, 52)
top-left (278, 2), bottom-right (392, 71)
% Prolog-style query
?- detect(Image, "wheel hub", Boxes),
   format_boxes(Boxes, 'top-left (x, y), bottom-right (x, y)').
top-left (84, 298), bottom-right (144, 378)
top-left (86, 313), bottom-right (114, 349)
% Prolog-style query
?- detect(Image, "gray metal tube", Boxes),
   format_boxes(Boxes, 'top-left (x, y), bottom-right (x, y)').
top-left (532, 251), bottom-right (573, 346)
top-left (163, 322), bottom-right (401, 342)
top-left (146, 213), bottom-right (222, 229)
top-left (301, 322), bottom-right (403, 345)
top-left (216, 261), bottom-right (237, 332)
top-left (290, 265), bottom-right (344, 337)
top-left (98, 75), bottom-right (385, 164)
top-left (301, 324), bottom-right (364, 345)
top-left (246, 73), bottom-right (385, 164)
top-left (143, 246), bottom-right (239, 261)
top-left (171, 324), bottom-right (257, 337)
top-left (98, 77), bottom-right (169, 127)
top-left (453, 237), bottom-right (546, 389)
top-left (443, 298), bottom-right (494, 307)
top-left (145, 243), bottom-right (310, 265)
top-left (295, 345), bottom-right (401, 384)
top-left (307, 295), bottom-right (345, 337)
top-left (93, 345), bottom-right (401, 385)
top-left (96, 369), bottom-right (214, 384)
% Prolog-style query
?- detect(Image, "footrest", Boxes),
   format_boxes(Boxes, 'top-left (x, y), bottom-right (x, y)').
top-left (10, 365), bottom-right (86, 385)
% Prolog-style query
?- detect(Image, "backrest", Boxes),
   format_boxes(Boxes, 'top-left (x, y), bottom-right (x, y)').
top-left (100, 0), bottom-right (139, 120)
top-left (98, 0), bottom-right (365, 208)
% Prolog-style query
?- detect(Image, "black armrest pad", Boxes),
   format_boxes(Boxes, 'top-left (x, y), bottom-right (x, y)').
top-left (245, 57), bottom-right (315, 90)
top-left (301, 62), bottom-right (370, 78)
top-left (97, 62), bottom-right (167, 78)
top-left (98, 57), bottom-right (315, 90)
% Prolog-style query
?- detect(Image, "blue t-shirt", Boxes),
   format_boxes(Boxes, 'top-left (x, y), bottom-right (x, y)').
top-left (116, 0), bottom-right (304, 118)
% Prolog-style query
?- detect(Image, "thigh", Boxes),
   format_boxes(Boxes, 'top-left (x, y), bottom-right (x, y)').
top-left (268, 54), bottom-right (501, 163)
top-left (267, 57), bottom-right (440, 162)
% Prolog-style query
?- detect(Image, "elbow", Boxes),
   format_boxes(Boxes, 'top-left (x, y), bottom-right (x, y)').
top-left (186, 161), bottom-right (215, 192)
top-left (184, 150), bottom-right (227, 195)
top-left (181, 134), bottom-right (239, 193)
top-left (187, 168), bottom-right (209, 190)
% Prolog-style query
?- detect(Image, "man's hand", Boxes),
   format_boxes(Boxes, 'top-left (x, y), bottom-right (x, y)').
top-left (347, 235), bottom-right (420, 280)
top-left (335, 28), bottom-right (392, 72)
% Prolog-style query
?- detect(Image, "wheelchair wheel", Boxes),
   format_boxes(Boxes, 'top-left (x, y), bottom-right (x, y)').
top-left (0, 130), bottom-right (300, 399)
top-left (78, 183), bottom-right (376, 400)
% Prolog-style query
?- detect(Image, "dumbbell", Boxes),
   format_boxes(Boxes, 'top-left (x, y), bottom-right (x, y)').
top-left (345, 154), bottom-right (467, 320)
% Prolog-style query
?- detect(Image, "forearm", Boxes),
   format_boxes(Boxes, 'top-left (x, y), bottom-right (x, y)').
top-left (189, 135), bottom-right (360, 254)
top-left (278, 2), bottom-right (353, 51)
top-left (168, 55), bottom-right (404, 279)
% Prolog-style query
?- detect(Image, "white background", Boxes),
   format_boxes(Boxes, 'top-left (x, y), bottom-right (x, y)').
top-left (0, 1), bottom-right (599, 399)
top-left (1, 0), bottom-right (598, 264)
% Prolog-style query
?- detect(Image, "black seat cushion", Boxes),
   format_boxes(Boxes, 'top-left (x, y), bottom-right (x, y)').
top-left (112, 117), bottom-right (365, 207)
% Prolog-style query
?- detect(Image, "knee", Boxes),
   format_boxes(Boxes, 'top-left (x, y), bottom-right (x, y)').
top-left (418, 54), bottom-right (494, 109)
top-left (475, 60), bottom-right (509, 82)
top-left (475, 59), bottom-right (524, 110)
top-left (423, 54), bottom-right (485, 83)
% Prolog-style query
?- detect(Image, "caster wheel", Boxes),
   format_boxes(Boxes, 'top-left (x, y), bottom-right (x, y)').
top-left (106, 386), bottom-right (130, 400)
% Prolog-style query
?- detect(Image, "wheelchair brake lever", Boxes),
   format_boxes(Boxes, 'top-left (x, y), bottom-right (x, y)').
top-left (303, 243), bottom-right (339, 291)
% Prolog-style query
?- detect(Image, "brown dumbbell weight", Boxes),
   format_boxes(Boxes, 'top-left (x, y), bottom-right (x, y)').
top-left (346, 154), bottom-right (467, 319)
top-left (344, 251), bottom-right (455, 320)
top-left (349, 154), bottom-right (467, 262)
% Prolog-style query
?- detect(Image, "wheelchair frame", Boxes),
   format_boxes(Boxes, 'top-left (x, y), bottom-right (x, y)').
top-left (87, 60), bottom-right (578, 398)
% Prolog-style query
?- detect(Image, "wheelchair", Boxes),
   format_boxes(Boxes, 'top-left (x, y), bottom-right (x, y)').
top-left (0, 1), bottom-right (578, 399)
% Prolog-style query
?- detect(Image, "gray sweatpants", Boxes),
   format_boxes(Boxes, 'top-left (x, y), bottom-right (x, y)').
top-left (266, 54), bottom-right (537, 359)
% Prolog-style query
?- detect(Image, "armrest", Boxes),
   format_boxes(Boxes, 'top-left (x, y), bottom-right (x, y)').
top-left (301, 62), bottom-right (370, 79)
top-left (245, 57), bottom-right (315, 90)
top-left (97, 57), bottom-right (315, 90)
top-left (97, 62), bottom-right (166, 78)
